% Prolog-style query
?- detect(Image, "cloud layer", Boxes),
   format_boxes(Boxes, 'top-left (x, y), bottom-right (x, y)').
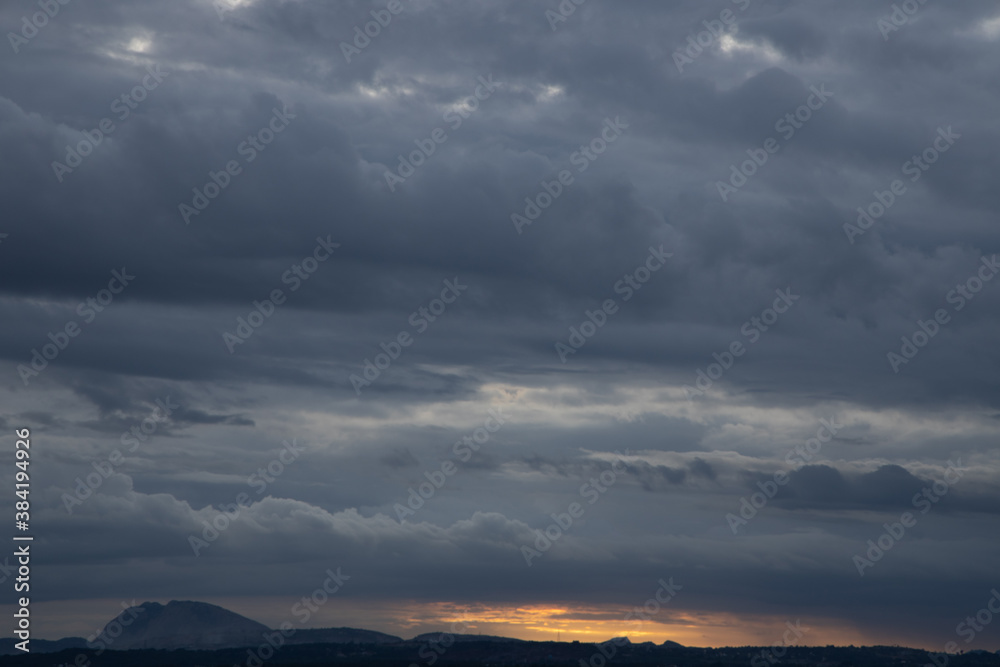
top-left (2, 0), bottom-right (999, 651)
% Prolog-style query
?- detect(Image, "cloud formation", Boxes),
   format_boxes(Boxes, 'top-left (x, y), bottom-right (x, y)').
top-left (2, 0), bottom-right (999, 651)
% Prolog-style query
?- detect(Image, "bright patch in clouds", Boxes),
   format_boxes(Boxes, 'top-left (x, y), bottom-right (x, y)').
top-left (126, 36), bottom-right (152, 53)
top-left (977, 15), bottom-right (1000, 39)
top-left (719, 34), bottom-right (783, 63)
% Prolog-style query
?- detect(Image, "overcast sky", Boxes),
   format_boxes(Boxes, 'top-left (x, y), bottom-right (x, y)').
top-left (2, 0), bottom-right (999, 651)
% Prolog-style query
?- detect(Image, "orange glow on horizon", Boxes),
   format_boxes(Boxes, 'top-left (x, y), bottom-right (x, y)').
top-left (10, 597), bottom-right (930, 651)
top-left (353, 600), bottom-right (890, 649)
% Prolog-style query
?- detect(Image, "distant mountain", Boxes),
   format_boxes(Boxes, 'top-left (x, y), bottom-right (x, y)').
top-left (108, 602), bottom-right (404, 649)
top-left (4, 607), bottom-right (998, 667)
top-left (288, 627), bottom-right (401, 645)
top-left (0, 636), bottom-right (87, 656)
top-left (0, 601), bottom-right (404, 655)
top-left (3, 599), bottom-right (705, 657)
top-left (410, 632), bottom-right (526, 643)
top-left (103, 600), bottom-right (271, 650)
top-left (601, 636), bottom-right (630, 646)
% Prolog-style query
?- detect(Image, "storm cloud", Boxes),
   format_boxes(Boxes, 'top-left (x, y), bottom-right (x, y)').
top-left (2, 0), bottom-right (999, 651)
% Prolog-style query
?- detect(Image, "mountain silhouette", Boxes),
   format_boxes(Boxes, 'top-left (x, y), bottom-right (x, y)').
top-left (411, 632), bottom-right (525, 643)
top-left (4, 605), bottom-right (999, 667)
top-left (101, 600), bottom-right (273, 650)
top-left (94, 600), bottom-right (403, 651)
top-left (287, 627), bottom-right (402, 645)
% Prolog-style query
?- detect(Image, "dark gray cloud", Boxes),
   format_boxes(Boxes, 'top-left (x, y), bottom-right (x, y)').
top-left (1, 0), bottom-right (999, 651)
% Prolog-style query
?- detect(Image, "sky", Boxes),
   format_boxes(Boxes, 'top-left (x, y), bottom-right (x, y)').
top-left (1, 0), bottom-right (999, 653)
